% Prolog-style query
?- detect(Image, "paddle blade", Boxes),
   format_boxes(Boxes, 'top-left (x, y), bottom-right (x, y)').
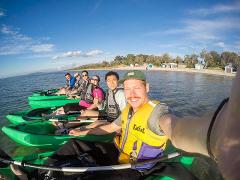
top-left (0, 149), bottom-right (12, 168)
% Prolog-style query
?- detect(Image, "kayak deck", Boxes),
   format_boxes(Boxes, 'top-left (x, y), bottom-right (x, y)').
top-left (6, 107), bottom-right (79, 125)
top-left (2, 121), bottom-right (115, 148)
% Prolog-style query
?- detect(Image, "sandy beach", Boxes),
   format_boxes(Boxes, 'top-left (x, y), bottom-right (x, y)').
top-left (77, 65), bottom-right (236, 77)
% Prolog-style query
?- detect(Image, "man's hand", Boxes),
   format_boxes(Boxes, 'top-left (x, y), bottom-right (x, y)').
top-left (69, 129), bottom-right (88, 136)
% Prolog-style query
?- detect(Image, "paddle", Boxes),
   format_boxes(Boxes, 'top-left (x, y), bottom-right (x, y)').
top-left (33, 89), bottom-right (59, 96)
top-left (0, 149), bottom-right (12, 168)
top-left (0, 148), bottom-right (181, 172)
top-left (48, 119), bottom-right (101, 123)
top-left (42, 114), bottom-right (102, 121)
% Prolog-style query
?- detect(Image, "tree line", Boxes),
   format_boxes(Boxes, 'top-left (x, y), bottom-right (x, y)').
top-left (73, 50), bottom-right (240, 70)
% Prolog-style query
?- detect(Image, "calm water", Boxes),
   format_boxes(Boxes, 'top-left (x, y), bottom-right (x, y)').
top-left (0, 70), bottom-right (233, 153)
top-left (0, 70), bottom-right (233, 178)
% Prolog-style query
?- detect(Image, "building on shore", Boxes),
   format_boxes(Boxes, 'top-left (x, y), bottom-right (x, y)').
top-left (225, 64), bottom-right (233, 73)
top-left (161, 63), bottom-right (178, 68)
top-left (195, 63), bottom-right (204, 70)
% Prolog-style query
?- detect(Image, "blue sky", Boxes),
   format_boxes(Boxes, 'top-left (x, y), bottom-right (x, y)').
top-left (0, 0), bottom-right (240, 78)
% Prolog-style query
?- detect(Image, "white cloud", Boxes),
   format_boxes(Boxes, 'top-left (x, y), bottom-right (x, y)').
top-left (144, 2), bottom-right (240, 55)
top-left (30, 44), bottom-right (55, 53)
top-left (52, 51), bottom-right (82, 60)
top-left (0, 9), bottom-right (5, 17)
top-left (156, 43), bottom-right (183, 48)
top-left (64, 51), bottom-right (81, 57)
top-left (0, 11), bottom-right (4, 17)
top-left (0, 25), bottom-right (54, 55)
top-left (84, 49), bottom-right (103, 57)
top-left (53, 49), bottom-right (104, 60)
top-left (0, 44), bottom-right (28, 55)
top-left (144, 18), bottom-right (240, 40)
top-left (1, 25), bottom-right (32, 41)
top-left (163, 18), bottom-right (240, 41)
top-left (189, 2), bottom-right (240, 16)
top-left (216, 42), bottom-right (225, 48)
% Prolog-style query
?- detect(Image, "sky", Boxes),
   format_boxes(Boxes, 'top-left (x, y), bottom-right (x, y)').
top-left (0, 0), bottom-right (240, 78)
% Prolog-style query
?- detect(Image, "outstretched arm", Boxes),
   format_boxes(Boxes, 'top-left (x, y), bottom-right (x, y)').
top-left (69, 122), bottom-right (120, 136)
top-left (159, 113), bottom-right (213, 156)
top-left (159, 68), bottom-right (240, 180)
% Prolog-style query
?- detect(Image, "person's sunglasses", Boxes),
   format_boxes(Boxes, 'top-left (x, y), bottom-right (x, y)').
top-left (91, 78), bottom-right (99, 81)
top-left (82, 74), bottom-right (88, 77)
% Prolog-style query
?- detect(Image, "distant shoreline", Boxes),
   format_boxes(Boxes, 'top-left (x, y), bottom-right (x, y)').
top-left (73, 65), bottom-right (236, 77)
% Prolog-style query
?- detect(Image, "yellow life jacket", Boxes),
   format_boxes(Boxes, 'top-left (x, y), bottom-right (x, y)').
top-left (116, 100), bottom-right (168, 169)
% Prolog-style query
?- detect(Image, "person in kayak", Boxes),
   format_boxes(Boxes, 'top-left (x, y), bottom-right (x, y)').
top-left (55, 75), bottom-right (105, 115)
top-left (56, 73), bottom-right (76, 95)
top-left (66, 72), bottom-right (81, 96)
top-left (77, 70), bottom-right (90, 97)
top-left (78, 71), bottom-right (127, 128)
top-left (69, 70), bottom-right (90, 97)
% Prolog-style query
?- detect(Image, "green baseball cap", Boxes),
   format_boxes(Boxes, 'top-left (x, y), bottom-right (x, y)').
top-left (120, 70), bottom-right (146, 83)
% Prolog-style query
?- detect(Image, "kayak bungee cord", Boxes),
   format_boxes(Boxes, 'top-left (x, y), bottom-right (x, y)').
top-left (0, 152), bottom-right (181, 173)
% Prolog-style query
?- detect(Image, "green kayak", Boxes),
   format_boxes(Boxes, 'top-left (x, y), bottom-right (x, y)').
top-left (29, 98), bottom-right (80, 109)
top-left (28, 89), bottom-right (80, 102)
top-left (31, 89), bottom-right (59, 96)
top-left (2, 121), bottom-right (114, 148)
top-left (27, 89), bottom-right (80, 109)
top-left (6, 107), bottom-right (79, 125)
top-left (0, 142), bottom-right (195, 180)
top-left (28, 89), bottom-right (69, 101)
top-left (28, 94), bottom-right (68, 101)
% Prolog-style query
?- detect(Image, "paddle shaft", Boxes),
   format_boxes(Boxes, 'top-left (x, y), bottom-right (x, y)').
top-left (49, 119), bottom-right (108, 123)
top-left (43, 114), bottom-right (102, 120)
top-left (0, 152), bottom-right (181, 173)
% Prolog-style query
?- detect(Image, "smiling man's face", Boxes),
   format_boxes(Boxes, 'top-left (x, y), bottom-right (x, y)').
top-left (123, 79), bottom-right (149, 112)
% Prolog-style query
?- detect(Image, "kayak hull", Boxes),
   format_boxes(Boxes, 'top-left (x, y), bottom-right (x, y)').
top-left (2, 121), bottom-right (115, 148)
top-left (29, 99), bottom-right (80, 109)
top-left (28, 94), bottom-right (68, 101)
top-left (6, 108), bottom-right (78, 125)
